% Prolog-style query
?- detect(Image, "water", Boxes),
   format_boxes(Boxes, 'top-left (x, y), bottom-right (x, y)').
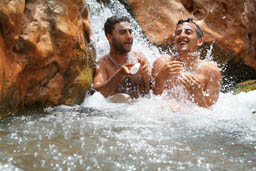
top-left (1, 91), bottom-right (256, 170)
top-left (1, 0), bottom-right (256, 170)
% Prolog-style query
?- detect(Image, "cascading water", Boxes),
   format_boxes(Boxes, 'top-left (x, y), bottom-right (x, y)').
top-left (0, 0), bottom-right (256, 170)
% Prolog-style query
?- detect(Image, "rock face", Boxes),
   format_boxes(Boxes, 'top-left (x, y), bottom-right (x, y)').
top-left (120, 0), bottom-right (256, 70)
top-left (0, 0), bottom-right (95, 118)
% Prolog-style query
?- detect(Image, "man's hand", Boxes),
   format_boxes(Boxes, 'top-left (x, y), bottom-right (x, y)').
top-left (152, 57), bottom-right (184, 95)
top-left (158, 61), bottom-right (183, 81)
top-left (122, 63), bottom-right (134, 75)
top-left (179, 73), bottom-right (202, 93)
top-left (137, 57), bottom-right (149, 75)
top-left (179, 73), bottom-right (209, 107)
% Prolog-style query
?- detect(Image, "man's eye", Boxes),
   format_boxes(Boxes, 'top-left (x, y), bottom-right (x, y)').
top-left (185, 30), bottom-right (193, 34)
top-left (175, 30), bottom-right (181, 35)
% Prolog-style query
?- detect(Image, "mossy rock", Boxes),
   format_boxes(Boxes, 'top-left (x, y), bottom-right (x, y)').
top-left (233, 80), bottom-right (256, 95)
top-left (61, 46), bottom-right (96, 105)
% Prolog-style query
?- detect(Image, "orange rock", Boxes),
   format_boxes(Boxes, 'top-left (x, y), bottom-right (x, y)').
top-left (0, 0), bottom-right (95, 118)
top-left (124, 0), bottom-right (256, 69)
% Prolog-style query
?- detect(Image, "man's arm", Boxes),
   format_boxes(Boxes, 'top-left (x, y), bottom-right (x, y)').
top-left (152, 56), bottom-right (183, 95)
top-left (152, 57), bottom-right (166, 95)
top-left (93, 61), bottom-right (129, 97)
top-left (180, 63), bottom-right (222, 107)
top-left (136, 53), bottom-right (151, 93)
top-left (201, 64), bottom-right (222, 107)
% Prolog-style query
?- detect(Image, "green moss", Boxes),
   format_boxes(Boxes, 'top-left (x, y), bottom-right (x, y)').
top-left (233, 80), bottom-right (256, 95)
top-left (77, 65), bottom-right (93, 92)
top-left (0, 84), bottom-right (20, 119)
top-left (61, 44), bottom-right (96, 105)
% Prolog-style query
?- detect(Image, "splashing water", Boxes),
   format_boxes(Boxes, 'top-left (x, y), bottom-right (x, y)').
top-left (1, 0), bottom-right (256, 170)
top-left (1, 90), bottom-right (256, 170)
top-left (204, 42), bottom-right (215, 61)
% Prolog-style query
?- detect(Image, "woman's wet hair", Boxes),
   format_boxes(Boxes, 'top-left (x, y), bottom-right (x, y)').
top-left (177, 18), bottom-right (204, 38)
top-left (104, 16), bottom-right (130, 35)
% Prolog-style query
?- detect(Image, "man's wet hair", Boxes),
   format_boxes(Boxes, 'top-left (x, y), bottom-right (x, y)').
top-left (177, 18), bottom-right (203, 38)
top-left (104, 16), bottom-right (130, 35)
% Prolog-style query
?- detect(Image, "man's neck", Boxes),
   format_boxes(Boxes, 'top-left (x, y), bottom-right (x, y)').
top-left (176, 51), bottom-right (199, 70)
top-left (109, 51), bottom-right (129, 66)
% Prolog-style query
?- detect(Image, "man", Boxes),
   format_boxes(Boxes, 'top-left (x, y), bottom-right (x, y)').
top-left (152, 18), bottom-right (222, 108)
top-left (93, 16), bottom-right (151, 99)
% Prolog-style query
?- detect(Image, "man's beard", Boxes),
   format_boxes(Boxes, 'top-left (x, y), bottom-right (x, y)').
top-left (112, 37), bottom-right (131, 54)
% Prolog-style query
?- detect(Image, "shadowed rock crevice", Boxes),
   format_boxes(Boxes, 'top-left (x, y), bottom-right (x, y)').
top-left (221, 62), bottom-right (256, 92)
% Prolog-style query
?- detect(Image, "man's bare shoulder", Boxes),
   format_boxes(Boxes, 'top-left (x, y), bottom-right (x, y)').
top-left (95, 55), bottom-right (112, 76)
top-left (97, 55), bottom-right (110, 66)
top-left (199, 60), bottom-right (220, 70)
top-left (131, 51), bottom-right (147, 60)
top-left (198, 60), bottom-right (221, 75)
top-left (154, 55), bottom-right (171, 65)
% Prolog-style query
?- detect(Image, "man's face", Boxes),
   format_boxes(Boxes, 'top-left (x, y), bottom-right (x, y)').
top-left (110, 22), bottom-right (133, 53)
top-left (174, 22), bottom-right (201, 54)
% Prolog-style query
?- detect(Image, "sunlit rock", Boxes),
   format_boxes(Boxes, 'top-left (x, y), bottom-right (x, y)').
top-left (120, 0), bottom-right (256, 70)
top-left (0, 0), bottom-right (95, 118)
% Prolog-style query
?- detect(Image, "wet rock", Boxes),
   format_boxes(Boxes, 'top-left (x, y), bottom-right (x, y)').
top-left (96, 0), bottom-right (111, 5)
top-left (0, 0), bottom-right (95, 118)
top-left (233, 80), bottom-right (256, 95)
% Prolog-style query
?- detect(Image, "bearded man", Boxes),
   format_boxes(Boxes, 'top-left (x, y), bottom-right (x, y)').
top-left (93, 16), bottom-right (151, 99)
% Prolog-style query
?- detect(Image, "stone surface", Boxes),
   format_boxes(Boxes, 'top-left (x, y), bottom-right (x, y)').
top-left (0, 0), bottom-right (95, 118)
top-left (120, 0), bottom-right (256, 69)
top-left (233, 80), bottom-right (256, 94)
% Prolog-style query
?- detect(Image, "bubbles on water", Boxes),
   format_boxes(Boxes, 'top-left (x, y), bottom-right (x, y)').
top-left (1, 90), bottom-right (256, 170)
top-left (0, 163), bottom-right (22, 171)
